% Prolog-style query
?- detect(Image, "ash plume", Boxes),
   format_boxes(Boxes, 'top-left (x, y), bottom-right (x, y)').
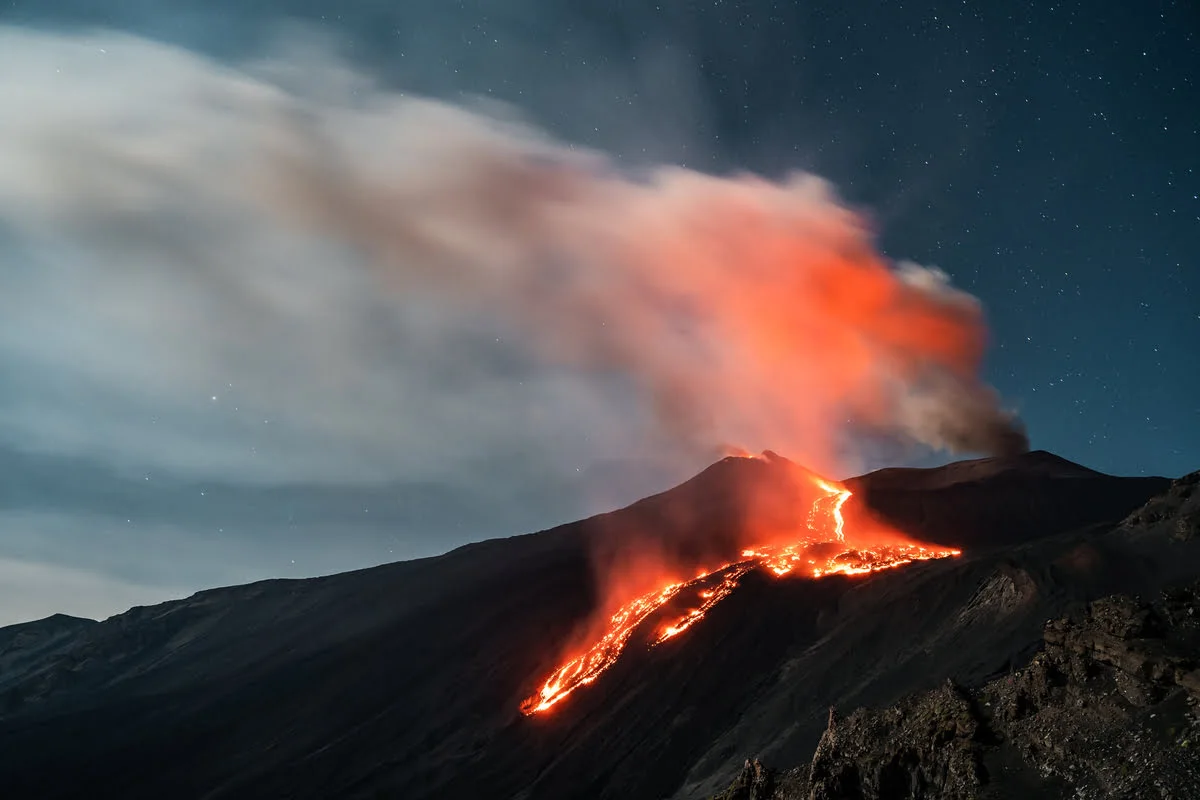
top-left (0, 27), bottom-right (1026, 483)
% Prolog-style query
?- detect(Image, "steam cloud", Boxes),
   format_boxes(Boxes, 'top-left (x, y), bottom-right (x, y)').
top-left (0, 27), bottom-right (1025, 484)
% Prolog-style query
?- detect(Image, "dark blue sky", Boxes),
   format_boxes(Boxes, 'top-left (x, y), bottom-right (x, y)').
top-left (0, 1), bottom-right (1196, 623)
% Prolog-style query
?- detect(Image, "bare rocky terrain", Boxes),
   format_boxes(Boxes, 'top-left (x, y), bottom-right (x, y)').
top-left (715, 470), bottom-right (1200, 800)
top-left (0, 451), bottom-right (1193, 800)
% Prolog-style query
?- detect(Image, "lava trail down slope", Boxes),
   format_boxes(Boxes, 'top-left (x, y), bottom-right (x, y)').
top-left (520, 458), bottom-right (960, 716)
top-left (0, 450), bottom-right (1188, 800)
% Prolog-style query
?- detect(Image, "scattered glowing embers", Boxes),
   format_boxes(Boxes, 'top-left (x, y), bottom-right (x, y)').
top-left (521, 472), bottom-right (960, 715)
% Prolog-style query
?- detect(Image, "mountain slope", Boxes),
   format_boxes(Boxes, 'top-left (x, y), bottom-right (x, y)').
top-left (844, 450), bottom-right (1168, 549)
top-left (713, 471), bottom-right (1200, 800)
top-left (0, 451), bottom-right (1183, 800)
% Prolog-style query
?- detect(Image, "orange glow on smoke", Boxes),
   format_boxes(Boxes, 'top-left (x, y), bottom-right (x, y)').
top-left (521, 467), bottom-right (959, 715)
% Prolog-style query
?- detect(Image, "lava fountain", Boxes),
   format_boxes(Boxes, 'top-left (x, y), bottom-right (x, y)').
top-left (520, 464), bottom-right (959, 715)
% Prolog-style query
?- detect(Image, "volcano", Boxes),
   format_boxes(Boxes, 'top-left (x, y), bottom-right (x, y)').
top-left (0, 450), bottom-right (1195, 800)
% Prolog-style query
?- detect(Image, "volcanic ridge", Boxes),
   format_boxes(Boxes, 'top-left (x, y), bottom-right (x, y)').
top-left (0, 450), bottom-right (1196, 800)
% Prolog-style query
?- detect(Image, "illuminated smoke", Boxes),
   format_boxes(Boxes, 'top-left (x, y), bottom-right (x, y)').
top-left (0, 26), bottom-right (1024, 712)
top-left (0, 27), bottom-right (1026, 483)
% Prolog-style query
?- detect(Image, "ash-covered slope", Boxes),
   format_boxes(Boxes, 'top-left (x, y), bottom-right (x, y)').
top-left (715, 471), bottom-right (1200, 800)
top-left (0, 452), bottom-right (1182, 800)
top-left (844, 449), bottom-right (1168, 549)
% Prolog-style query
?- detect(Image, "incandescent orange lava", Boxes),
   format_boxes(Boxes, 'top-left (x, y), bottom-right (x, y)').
top-left (520, 469), bottom-right (960, 715)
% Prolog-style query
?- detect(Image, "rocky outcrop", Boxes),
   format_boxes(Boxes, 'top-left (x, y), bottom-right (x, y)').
top-left (713, 759), bottom-right (777, 800)
top-left (804, 683), bottom-right (984, 800)
top-left (982, 582), bottom-right (1200, 798)
top-left (718, 579), bottom-right (1200, 800)
top-left (1123, 470), bottom-right (1200, 542)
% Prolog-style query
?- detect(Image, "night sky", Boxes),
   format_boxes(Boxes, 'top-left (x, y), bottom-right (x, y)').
top-left (1, 1), bottom-right (1196, 624)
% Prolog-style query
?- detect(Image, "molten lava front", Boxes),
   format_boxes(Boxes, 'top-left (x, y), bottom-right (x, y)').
top-left (521, 466), bottom-right (960, 715)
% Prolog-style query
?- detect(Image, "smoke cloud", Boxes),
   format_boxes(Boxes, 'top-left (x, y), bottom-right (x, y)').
top-left (0, 27), bottom-right (1025, 488)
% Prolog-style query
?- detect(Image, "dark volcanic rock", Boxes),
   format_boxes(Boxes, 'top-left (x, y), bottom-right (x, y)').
top-left (714, 759), bottom-right (778, 800)
top-left (805, 683), bottom-right (985, 800)
top-left (1123, 469), bottom-right (1200, 542)
top-left (0, 451), bottom-right (1188, 800)
top-left (717, 579), bottom-right (1200, 800)
top-left (981, 584), bottom-right (1200, 798)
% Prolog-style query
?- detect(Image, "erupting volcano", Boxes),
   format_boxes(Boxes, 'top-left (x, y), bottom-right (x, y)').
top-left (520, 460), bottom-right (960, 714)
top-left (0, 448), bottom-right (1183, 800)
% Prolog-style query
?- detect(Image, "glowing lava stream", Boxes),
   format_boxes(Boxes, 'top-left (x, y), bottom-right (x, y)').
top-left (520, 474), bottom-right (960, 715)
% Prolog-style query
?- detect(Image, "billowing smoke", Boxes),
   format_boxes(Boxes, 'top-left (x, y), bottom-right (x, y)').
top-left (0, 27), bottom-right (1025, 487)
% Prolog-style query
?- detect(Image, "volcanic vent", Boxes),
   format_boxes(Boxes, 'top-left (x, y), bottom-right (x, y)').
top-left (521, 451), bottom-right (960, 714)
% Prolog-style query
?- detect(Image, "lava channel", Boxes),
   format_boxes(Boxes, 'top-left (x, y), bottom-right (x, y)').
top-left (520, 471), bottom-right (959, 715)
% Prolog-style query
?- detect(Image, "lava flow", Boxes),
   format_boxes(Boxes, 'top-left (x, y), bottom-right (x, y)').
top-left (520, 468), bottom-right (960, 715)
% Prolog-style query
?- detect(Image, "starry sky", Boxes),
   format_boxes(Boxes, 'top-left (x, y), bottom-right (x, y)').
top-left (0, 1), bottom-right (1196, 625)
